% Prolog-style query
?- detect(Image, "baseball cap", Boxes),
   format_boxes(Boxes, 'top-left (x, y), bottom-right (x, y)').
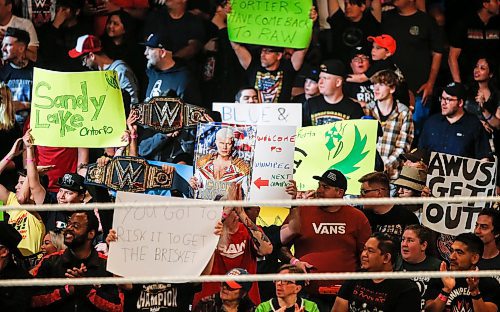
top-left (305, 67), bottom-right (320, 82)
top-left (0, 222), bottom-right (23, 259)
top-left (68, 35), bottom-right (102, 58)
top-left (443, 82), bottom-right (467, 101)
top-left (320, 59), bottom-right (346, 77)
top-left (368, 34), bottom-right (396, 55)
top-left (261, 46), bottom-right (285, 53)
top-left (400, 148), bottom-right (430, 164)
top-left (349, 45), bottom-right (371, 60)
top-left (393, 166), bottom-right (427, 192)
top-left (57, 173), bottom-right (86, 193)
top-left (143, 33), bottom-right (173, 51)
top-left (224, 268), bottom-right (252, 292)
top-left (313, 169), bottom-right (348, 191)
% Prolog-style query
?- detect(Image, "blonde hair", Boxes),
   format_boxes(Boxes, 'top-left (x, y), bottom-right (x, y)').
top-left (48, 231), bottom-right (67, 252)
top-left (0, 83), bottom-right (15, 131)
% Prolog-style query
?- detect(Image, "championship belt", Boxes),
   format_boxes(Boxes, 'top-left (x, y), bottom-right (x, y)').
top-left (85, 156), bottom-right (173, 193)
top-left (134, 97), bottom-right (208, 133)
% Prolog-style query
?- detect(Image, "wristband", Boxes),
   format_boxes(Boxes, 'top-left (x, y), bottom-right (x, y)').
top-left (221, 212), bottom-right (229, 221)
top-left (130, 134), bottom-right (138, 139)
top-left (485, 113), bottom-right (493, 121)
top-left (26, 158), bottom-right (35, 163)
top-left (290, 258), bottom-right (300, 266)
top-left (2, 156), bottom-right (11, 162)
top-left (471, 293), bottom-right (482, 300)
top-left (440, 290), bottom-right (450, 296)
top-left (438, 293), bottom-right (448, 302)
top-left (65, 284), bottom-right (71, 295)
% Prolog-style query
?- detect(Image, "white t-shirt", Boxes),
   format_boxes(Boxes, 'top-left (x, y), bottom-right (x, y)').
top-left (1, 15), bottom-right (39, 47)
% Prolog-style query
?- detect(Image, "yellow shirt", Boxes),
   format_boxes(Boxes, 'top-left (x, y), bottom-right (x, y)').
top-left (7, 192), bottom-right (46, 256)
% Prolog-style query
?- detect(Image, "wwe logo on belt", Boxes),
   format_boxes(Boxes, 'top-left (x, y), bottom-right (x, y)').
top-left (114, 161), bottom-right (145, 190)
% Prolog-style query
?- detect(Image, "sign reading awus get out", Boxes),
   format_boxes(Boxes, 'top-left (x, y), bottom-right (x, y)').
top-left (228, 0), bottom-right (313, 49)
top-left (30, 68), bottom-right (126, 148)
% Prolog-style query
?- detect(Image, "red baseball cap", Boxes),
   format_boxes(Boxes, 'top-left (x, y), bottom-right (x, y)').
top-left (368, 34), bottom-right (397, 55)
top-left (68, 35), bottom-right (102, 58)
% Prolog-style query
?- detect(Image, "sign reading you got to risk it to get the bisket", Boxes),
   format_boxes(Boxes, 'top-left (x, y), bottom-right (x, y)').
top-left (30, 68), bottom-right (127, 148)
top-left (228, 0), bottom-right (313, 49)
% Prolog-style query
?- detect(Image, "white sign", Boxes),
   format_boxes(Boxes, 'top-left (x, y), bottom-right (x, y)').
top-left (422, 152), bottom-right (497, 236)
top-left (213, 103), bottom-right (302, 126)
top-left (107, 192), bottom-right (221, 278)
top-left (249, 125), bottom-right (295, 201)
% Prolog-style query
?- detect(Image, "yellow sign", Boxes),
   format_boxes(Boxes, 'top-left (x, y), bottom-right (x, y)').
top-left (294, 120), bottom-right (378, 195)
top-left (257, 206), bottom-right (289, 227)
top-left (30, 68), bottom-right (126, 148)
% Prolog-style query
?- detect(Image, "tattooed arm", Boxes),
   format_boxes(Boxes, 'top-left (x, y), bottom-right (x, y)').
top-left (235, 207), bottom-right (273, 256)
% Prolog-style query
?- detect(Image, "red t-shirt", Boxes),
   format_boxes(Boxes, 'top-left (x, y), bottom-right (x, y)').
top-left (294, 205), bottom-right (372, 295)
top-left (194, 222), bottom-right (260, 306)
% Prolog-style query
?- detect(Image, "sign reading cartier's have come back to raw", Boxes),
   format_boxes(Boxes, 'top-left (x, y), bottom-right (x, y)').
top-left (228, 0), bottom-right (313, 48)
top-left (30, 68), bottom-right (126, 148)
top-left (423, 152), bottom-right (497, 236)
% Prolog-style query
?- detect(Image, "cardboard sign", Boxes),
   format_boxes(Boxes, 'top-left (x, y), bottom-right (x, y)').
top-left (422, 152), bottom-right (497, 236)
top-left (294, 120), bottom-right (378, 195)
top-left (194, 122), bottom-right (256, 200)
top-left (249, 125), bottom-right (295, 201)
top-left (30, 68), bottom-right (126, 147)
top-left (107, 192), bottom-right (221, 278)
top-left (212, 103), bottom-right (302, 126)
top-left (227, 0), bottom-right (313, 48)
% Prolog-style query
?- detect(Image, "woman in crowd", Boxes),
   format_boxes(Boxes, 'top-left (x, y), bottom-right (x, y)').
top-left (40, 230), bottom-right (66, 256)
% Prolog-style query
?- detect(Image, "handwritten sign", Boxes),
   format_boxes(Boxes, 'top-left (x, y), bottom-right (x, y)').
top-left (423, 152), bottom-right (497, 236)
top-left (227, 0), bottom-right (313, 48)
top-left (107, 192), bottom-right (221, 278)
top-left (249, 125), bottom-right (295, 201)
top-left (212, 103), bottom-right (302, 126)
top-left (294, 120), bottom-right (378, 195)
top-left (30, 68), bottom-right (126, 147)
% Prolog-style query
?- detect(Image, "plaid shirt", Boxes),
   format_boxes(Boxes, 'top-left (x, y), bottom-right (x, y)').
top-left (364, 100), bottom-right (414, 179)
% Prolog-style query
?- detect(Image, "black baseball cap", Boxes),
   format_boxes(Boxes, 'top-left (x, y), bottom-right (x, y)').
top-left (443, 82), bottom-right (467, 101)
top-left (349, 45), bottom-right (371, 60)
top-left (57, 173), bottom-right (86, 193)
top-left (320, 59), bottom-right (346, 77)
top-left (142, 33), bottom-right (173, 51)
top-left (0, 222), bottom-right (23, 259)
top-left (313, 169), bottom-right (348, 190)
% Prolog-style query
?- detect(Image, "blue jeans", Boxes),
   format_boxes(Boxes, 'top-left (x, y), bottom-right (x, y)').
top-left (412, 96), bottom-right (430, 140)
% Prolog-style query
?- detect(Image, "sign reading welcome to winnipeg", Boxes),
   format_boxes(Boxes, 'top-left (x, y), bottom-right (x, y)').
top-left (423, 152), bottom-right (497, 236)
top-left (227, 0), bottom-right (313, 48)
top-left (30, 68), bottom-right (126, 148)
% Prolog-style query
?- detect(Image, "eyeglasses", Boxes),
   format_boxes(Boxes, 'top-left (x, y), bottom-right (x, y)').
top-left (352, 56), bottom-right (369, 63)
top-left (439, 96), bottom-right (459, 104)
top-left (274, 280), bottom-right (296, 285)
top-left (360, 188), bottom-right (382, 195)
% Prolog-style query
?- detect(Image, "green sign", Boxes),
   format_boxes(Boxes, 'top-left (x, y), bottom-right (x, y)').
top-left (0, 200), bottom-right (3, 221)
top-left (294, 120), bottom-right (378, 195)
top-left (228, 0), bottom-right (313, 49)
top-left (30, 68), bottom-right (127, 148)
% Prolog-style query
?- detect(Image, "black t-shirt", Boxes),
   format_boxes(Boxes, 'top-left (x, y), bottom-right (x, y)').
top-left (449, 14), bottom-right (500, 83)
top-left (144, 8), bottom-right (206, 54)
top-left (343, 81), bottom-right (374, 104)
top-left (402, 256), bottom-right (443, 310)
top-left (126, 283), bottom-right (200, 312)
top-left (327, 10), bottom-right (380, 64)
top-left (246, 57), bottom-right (297, 103)
top-left (0, 62), bottom-right (33, 102)
top-left (338, 278), bottom-right (421, 312)
top-left (303, 95), bottom-right (364, 126)
top-left (478, 253), bottom-right (500, 270)
top-left (381, 10), bottom-right (444, 92)
top-left (363, 205), bottom-right (420, 238)
top-left (424, 277), bottom-right (500, 311)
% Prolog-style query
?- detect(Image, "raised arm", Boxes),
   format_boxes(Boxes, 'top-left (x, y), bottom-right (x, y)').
top-left (23, 129), bottom-right (46, 204)
top-left (371, 0), bottom-right (382, 22)
top-left (230, 41), bottom-right (252, 70)
top-left (328, 0), bottom-right (341, 17)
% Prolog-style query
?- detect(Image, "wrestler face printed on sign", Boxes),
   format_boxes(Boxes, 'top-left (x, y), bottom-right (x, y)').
top-left (215, 128), bottom-right (235, 158)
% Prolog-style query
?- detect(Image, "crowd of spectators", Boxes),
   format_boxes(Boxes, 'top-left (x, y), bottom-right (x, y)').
top-left (0, 0), bottom-right (499, 311)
